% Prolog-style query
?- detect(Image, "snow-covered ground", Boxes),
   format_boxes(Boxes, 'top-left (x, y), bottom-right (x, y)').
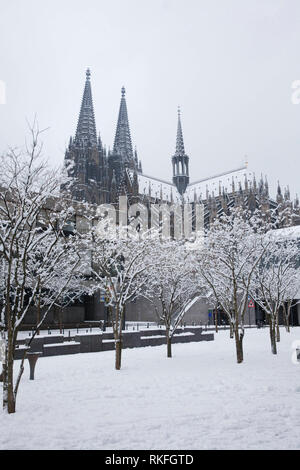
top-left (1, 327), bottom-right (300, 450)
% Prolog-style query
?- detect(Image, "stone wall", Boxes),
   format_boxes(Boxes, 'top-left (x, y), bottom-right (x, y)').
top-left (14, 327), bottom-right (214, 359)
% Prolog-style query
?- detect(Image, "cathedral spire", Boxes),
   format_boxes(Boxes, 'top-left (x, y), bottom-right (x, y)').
top-left (113, 87), bottom-right (134, 162)
top-left (75, 68), bottom-right (97, 147)
top-left (175, 106), bottom-right (185, 156)
top-left (172, 107), bottom-right (189, 195)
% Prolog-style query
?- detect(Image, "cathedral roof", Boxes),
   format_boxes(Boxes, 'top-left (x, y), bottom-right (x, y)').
top-left (127, 170), bottom-right (182, 202)
top-left (130, 165), bottom-right (260, 203)
top-left (185, 165), bottom-right (249, 200)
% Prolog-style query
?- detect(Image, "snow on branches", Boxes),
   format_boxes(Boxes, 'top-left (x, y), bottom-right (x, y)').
top-left (196, 208), bottom-right (268, 363)
top-left (0, 124), bottom-right (85, 413)
top-left (144, 239), bottom-right (200, 357)
top-left (249, 228), bottom-right (300, 353)
top-left (84, 220), bottom-right (157, 370)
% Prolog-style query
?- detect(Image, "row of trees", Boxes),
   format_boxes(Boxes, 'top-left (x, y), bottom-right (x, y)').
top-left (88, 207), bottom-right (300, 369)
top-left (1, 129), bottom-right (299, 414)
top-left (197, 208), bottom-right (300, 362)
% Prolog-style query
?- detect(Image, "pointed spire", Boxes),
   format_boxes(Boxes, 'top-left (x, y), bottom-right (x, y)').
top-left (284, 186), bottom-right (291, 201)
top-left (244, 173), bottom-right (248, 192)
top-left (113, 87), bottom-right (134, 162)
top-left (175, 106), bottom-right (185, 156)
top-left (172, 106), bottom-right (189, 194)
top-left (231, 176), bottom-right (235, 193)
top-left (277, 181), bottom-right (283, 204)
top-left (264, 176), bottom-right (269, 196)
top-left (277, 181), bottom-right (282, 195)
top-left (75, 69), bottom-right (97, 147)
top-left (259, 173), bottom-right (264, 195)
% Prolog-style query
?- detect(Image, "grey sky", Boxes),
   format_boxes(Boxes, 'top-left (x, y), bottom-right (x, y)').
top-left (0, 0), bottom-right (300, 198)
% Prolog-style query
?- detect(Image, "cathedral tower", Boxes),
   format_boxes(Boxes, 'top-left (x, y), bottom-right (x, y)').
top-left (172, 107), bottom-right (189, 195)
top-left (64, 69), bottom-right (108, 204)
top-left (109, 87), bottom-right (139, 186)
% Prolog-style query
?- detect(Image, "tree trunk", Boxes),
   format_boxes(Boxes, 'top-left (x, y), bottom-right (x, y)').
top-left (285, 303), bottom-right (291, 333)
top-left (234, 328), bottom-right (243, 364)
top-left (114, 304), bottom-right (124, 371)
top-left (276, 313), bottom-right (280, 342)
top-left (167, 335), bottom-right (172, 358)
top-left (269, 317), bottom-right (277, 355)
top-left (3, 337), bottom-right (16, 414)
top-left (230, 323), bottom-right (234, 339)
top-left (36, 279), bottom-right (41, 335)
top-left (36, 300), bottom-right (40, 336)
top-left (115, 337), bottom-right (122, 370)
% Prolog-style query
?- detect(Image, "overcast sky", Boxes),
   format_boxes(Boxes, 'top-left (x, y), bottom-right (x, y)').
top-left (1, 0), bottom-right (300, 198)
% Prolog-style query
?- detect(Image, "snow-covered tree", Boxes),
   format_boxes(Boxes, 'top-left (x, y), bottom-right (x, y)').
top-left (87, 221), bottom-right (154, 370)
top-left (144, 239), bottom-right (200, 358)
top-left (196, 209), bottom-right (267, 364)
top-left (25, 233), bottom-right (87, 335)
top-left (0, 125), bottom-right (84, 413)
top-left (249, 229), bottom-right (299, 354)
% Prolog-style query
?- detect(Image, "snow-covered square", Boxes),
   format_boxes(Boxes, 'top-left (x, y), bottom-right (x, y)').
top-left (1, 328), bottom-right (300, 450)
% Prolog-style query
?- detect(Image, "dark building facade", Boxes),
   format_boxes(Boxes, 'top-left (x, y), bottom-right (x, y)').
top-left (64, 69), bottom-right (300, 228)
top-left (65, 70), bottom-right (141, 206)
